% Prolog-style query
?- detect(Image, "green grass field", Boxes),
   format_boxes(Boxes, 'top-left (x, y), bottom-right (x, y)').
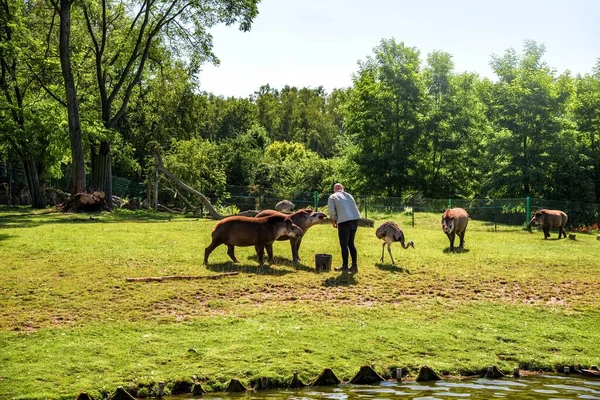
top-left (0, 207), bottom-right (599, 399)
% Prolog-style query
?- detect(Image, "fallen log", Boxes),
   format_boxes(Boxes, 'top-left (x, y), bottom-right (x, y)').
top-left (126, 272), bottom-right (239, 282)
top-left (154, 151), bottom-right (223, 220)
top-left (56, 191), bottom-right (111, 213)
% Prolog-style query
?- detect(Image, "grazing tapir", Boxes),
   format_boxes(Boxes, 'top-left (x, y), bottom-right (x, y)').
top-left (204, 215), bottom-right (304, 266)
top-left (441, 208), bottom-right (469, 252)
top-left (255, 209), bottom-right (326, 263)
top-left (528, 209), bottom-right (568, 239)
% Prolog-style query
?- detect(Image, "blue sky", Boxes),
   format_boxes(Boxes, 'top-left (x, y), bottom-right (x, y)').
top-left (196, 0), bottom-right (600, 98)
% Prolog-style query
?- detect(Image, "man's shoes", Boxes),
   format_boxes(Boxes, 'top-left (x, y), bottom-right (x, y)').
top-left (334, 266), bottom-right (348, 273)
top-left (350, 266), bottom-right (358, 274)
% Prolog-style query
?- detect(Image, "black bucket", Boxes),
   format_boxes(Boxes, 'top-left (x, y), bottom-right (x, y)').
top-left (315, 253), bottom-right (332, 272)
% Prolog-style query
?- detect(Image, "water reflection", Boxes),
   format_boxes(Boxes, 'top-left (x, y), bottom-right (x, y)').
top-left (190, 374), bottom-right (600, 399)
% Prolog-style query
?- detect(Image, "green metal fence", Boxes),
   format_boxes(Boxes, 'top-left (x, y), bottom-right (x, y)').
top-left (213, 188), bottom-right (600, 230)
top-left (27, 172), bottom-right (600, 229)
top-left (45, 172), bottom-right (146, 199)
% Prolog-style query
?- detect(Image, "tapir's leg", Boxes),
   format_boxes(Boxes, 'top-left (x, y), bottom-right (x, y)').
top-left (266, 243), bottom-right (275, 264)
top-left (543, 227), bottom-right (550, 239)
top-left (255, 244), bottom-right (265, 266)
top-left (458, 229), bottom-right (466, 248)
top-left (447, 232), bottom-right (456, 251)
top-left (289, 238), bottom-right (298, 262)
top-left (226, 245), bottom-right (239, 263)
top-left (204, 239), bottom-right (222, 265)
top-left (292, 237), bottom-right (303, 262)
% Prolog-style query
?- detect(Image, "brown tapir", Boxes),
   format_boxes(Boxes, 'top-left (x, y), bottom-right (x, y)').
top-left (441, 208), bottom-right (469, 252)
top-left (255, 209), bottom-right (326, 263)
top-left (528, 209), bottom-right (568, 239)
top-left (204, 215), bottom-right (304, 266)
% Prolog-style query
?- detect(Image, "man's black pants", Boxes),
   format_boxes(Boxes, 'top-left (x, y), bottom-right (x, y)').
top-left (337, 219), bottom-right (358, 269)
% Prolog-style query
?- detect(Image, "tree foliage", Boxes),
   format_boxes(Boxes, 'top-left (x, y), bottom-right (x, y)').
top-left (346, 39), bottom-right (425, 197)
top-left (484, 41), bottom-right (570, 198)
top-left (4, 22), bottom-right (600, 209)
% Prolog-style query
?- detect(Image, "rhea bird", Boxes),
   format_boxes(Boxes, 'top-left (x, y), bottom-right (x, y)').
top-left (375, 221), bottom-right (415, 264)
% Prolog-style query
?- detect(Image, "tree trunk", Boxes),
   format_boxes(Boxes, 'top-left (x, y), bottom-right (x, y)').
top-left (91, 141), bottom-right (113, 208)
top-left (58, 0), bottom-right (86, 195)
top-left (156, 164), bottom-right (223, 219)
top-left (153, 152), bottom-right (223, 219)
top-left (21, 156), bottom-right (46, 208)
top-left (7, 159), bottom-right (13, 205)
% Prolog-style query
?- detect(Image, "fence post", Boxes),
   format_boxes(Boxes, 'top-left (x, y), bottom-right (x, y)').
top-left (525, 196), bottom-right (530, 226)
top-left (313, 191), bottom-right (318, 211)
top-left (364, 196), bottom-right (368, 219)
top-left (146, 176), bottom-right (151, 210)
top-left (494, 208), bottom-right (497, 232)
top-left (448, 198), bottom-right (452, 209)
top-left (153, 160), bottom-right (159, 210)
top-left (412, 207), bottom-right (415, 228)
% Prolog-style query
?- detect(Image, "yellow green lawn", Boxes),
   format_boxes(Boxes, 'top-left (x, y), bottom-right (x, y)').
top-left (0, 208), bottom-right (598, 399)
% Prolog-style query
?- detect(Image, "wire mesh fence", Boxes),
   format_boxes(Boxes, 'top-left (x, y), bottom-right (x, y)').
top-left (43, 168), bottom-right (146, 199)
top-left (212, 188), bottom-right (600, 231)
top-left (1, 161), bottom-right (599, 230)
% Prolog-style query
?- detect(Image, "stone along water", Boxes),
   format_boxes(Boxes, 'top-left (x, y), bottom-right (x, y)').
top-left (192, 374), bottom-right (600, 399)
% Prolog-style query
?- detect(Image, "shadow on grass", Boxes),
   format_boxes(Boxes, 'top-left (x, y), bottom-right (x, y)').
top-left (322, 273), bottom-right (357, 287)
top-left (375, 263), bottom-right (410, 274)
top-left (443, 247), bottom-right (470, 254)
top-left (206, 261), bottom-right (295, 276)
top-left (0, 209), bottom-right (56, 229)
top-left (0, 233), bottom-right (12, 242)
top-left (247, 255), bottom-right (318, 273)
top-left (108, 210), bottom-right (178, 222)
top-left (0, 208), bottom-right (180, 229)
top-left (291, 262), bottom-right (318, 273)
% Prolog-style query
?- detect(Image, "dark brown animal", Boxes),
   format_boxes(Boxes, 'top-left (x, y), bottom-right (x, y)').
top-left (441, 208), bottom-right (469, 251)
top-left (255, 209), bottom-right (326, 263)
top-left (528, 209), bottom-right (568, 239)
top-left (375, 221), bottom-right (414, 265)
top-left (204, 215), bottom-right (304, 266)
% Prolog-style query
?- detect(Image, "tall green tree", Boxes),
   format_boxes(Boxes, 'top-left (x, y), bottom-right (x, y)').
top-left (484, 41), bottom-right (566, 198)
top-left (254, 84), bottom-right (281, 141)
top-left (420, 51), bottom-right (488, 197)
top-left (216, 97), bottom-right (258, 140)
top-left (217, 123), bottom-right (269, 186)
top-left (573, 62), bottom-right (600, 202)
top-left (346, 38), bottom-right (425, 197)
top-left (295, 86), bottom-right (337, 157)
top-left (121, 61), bottom-right (196, 167)
top-left (163, 137), bottom-right (227, 198)
top-left (79, 0), bottom-right (260, 206)
top-left (47, 0), bottom-right (86, 195)
top-left (258, 141), bottom-right (333, 198)
top-left (0, 0), bottom-right (69, 207)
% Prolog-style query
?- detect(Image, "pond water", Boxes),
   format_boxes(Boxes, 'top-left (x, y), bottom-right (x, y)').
top-left (194, 374), bottom-right (600, 399)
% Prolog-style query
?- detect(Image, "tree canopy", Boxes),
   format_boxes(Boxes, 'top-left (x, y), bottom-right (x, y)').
top-left (1, 3), bottom-right (599, 211)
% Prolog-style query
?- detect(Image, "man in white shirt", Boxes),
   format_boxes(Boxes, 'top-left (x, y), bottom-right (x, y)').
top-left (327, 183), bottom-right (361, 274)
